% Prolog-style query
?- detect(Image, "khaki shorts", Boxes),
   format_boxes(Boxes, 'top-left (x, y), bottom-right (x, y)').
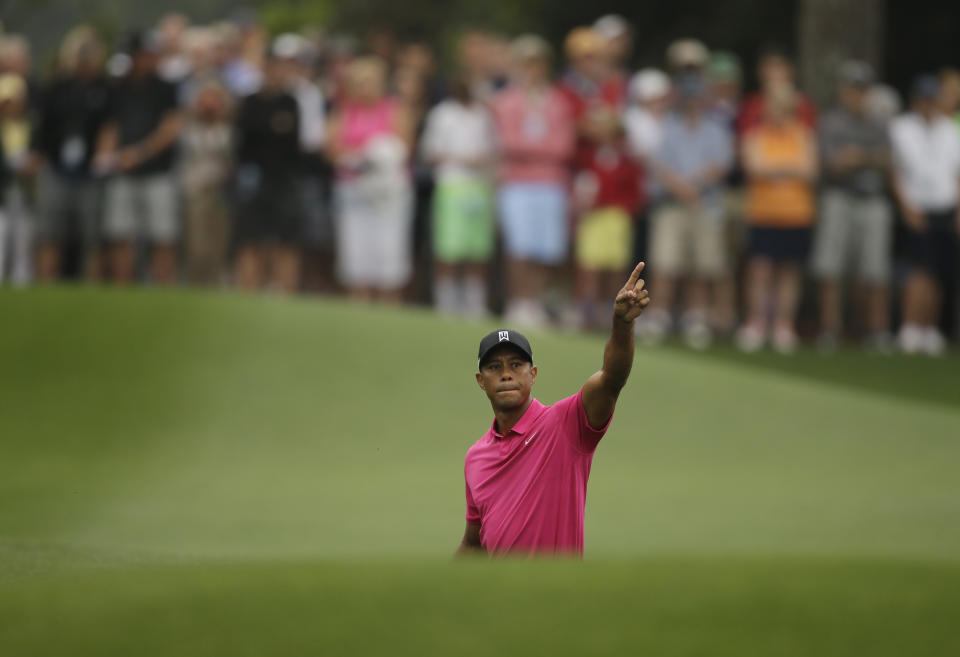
top-left (650, 202), bottom-right (726, 277)
top-left (811, 189), bottom-right (892, 283)
top-left (104, 174), bottom-right (180, 244)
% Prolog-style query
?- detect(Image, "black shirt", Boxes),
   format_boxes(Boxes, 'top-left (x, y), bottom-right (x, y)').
top-left (31, 74), bottom-right (112, 179)
top-left (235, 90), bottom-right (300, 178)
top-left (107, 73), bottom-right (179, 175)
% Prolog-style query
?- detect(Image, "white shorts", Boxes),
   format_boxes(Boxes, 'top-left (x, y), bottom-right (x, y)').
top-left (811, 189), bottom-right (892, 283)
top-left (334, 176), bottom-right (414, 289)
top-left (104, 173), bottom-right (180, 243)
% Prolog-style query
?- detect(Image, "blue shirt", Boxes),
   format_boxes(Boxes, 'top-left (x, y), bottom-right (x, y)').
top-left (651, 112), bottom-right (734, 202)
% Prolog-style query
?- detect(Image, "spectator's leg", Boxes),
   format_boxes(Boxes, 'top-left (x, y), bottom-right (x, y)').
top-left (145, 175), bottom-right (180, 285)
top-left (110, 241), bottom-right (136, 284)
top-left (434, 261), bottom-right (460, 315)
top-left (151, 245), bottom-right (177, 285)
top-left (36, 242), bottom-right (60, 282)
top-left (234, 246), bottom-right (263, 291)
top-left (271, 245), bottom-right (302, 294)
top-left (103, 176), bottom-right (137, 284)
top-left (743, 257), bottom-right (773, 332)
top-left (773, 264), bottom-right (802, 334)
top-left (818, 279), bottom-right (842, 337)
top-left (463, 262), bottom-right (488, 318)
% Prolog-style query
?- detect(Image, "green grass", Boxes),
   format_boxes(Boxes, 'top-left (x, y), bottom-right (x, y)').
top-left (1, 287), bottom-right (958, 655)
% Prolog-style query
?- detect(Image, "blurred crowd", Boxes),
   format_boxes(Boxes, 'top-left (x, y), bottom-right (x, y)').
top-left (1, 13), bottom-right (959, 355)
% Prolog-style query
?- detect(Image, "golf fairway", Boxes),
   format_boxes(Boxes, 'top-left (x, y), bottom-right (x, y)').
top-left (1, 287), bottom-right (958, 655)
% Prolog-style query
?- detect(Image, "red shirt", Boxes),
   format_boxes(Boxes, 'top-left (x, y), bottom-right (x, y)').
top-left (576, 143), bottom-right (644, 213)
top-left (464, 390), bottom-right (611, 557)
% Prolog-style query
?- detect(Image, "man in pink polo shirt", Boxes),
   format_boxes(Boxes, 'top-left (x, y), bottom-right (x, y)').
top-left (456, 261), bottom-right (651, 557)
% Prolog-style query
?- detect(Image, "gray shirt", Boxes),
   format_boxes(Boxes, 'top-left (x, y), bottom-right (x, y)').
top-left (820, 107), bottom-right (890, 196)
top-left (651, 112), bottom-right (733, 203)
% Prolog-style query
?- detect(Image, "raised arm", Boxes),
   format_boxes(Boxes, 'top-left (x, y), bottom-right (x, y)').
top-left (581, 262), bottom-right (650, 429)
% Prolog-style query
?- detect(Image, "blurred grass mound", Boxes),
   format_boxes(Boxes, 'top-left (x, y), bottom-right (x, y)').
top-left (1, 287), bottom-right (958, 656)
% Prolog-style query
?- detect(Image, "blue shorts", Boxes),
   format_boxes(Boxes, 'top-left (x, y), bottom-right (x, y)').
top-left (498, 182), bottom-right (569, 264)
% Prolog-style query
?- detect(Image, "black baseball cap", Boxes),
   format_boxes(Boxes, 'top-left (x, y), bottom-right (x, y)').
top-left (477, 329), bottom-right (533, 369)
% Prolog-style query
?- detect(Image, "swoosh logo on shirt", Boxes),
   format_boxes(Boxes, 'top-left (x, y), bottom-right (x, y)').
top-left (524, 432), bottom-right (538, 446)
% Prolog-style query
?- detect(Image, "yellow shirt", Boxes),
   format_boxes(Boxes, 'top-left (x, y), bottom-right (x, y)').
top-left (745, 121), bottom-right (815, 227)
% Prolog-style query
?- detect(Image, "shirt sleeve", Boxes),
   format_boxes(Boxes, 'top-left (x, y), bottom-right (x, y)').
top-left (464, 466), bottom-right (481, 525)
top-left (555, 389), bottom-right (612, 454)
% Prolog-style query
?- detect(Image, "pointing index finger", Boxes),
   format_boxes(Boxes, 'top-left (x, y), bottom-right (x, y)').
top-left (626, 261), bottom-right (646, 288)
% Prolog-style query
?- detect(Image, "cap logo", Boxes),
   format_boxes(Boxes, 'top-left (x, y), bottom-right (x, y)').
top-left (498, 331), bottom-right (510, 342)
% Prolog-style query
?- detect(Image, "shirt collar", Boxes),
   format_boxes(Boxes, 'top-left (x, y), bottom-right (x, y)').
top-left (489, 398), bottom-right (546, 440)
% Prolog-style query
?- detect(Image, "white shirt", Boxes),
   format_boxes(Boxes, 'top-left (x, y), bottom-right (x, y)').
top-left (420, 100), bottom-right (495, 182)
top-left (291, 77), bottom-right (326, 152)
top-left (623, 106), bottom-right (665, 161)
top-left (890, 112), bottom-right (960, 210)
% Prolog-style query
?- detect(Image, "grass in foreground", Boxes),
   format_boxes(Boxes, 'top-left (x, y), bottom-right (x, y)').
top-left (1, 287), bottom-right (958, 655)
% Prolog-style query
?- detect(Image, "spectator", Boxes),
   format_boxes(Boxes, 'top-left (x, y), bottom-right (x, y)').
top-left (94, 31), bottom-right (182, 285)
top-left (155, 13), bottom-right (192, 85)
top-left (738, 84), bottom-right (818, 353)
top-left (31, 26), bottom-right (111, 281)
top-left (393, 44), bottom-right (438, 305)
top-left (457, 29), bottom-right (508, 103)
top-left (623, 68), bottom-right (671, 284)
top-left (326, 56), bottom-right (414, 303)
top-left (233, 54), bottom-right (302, 293)
top-left (811, 61), bottom-right (894, 351)
top-left (593, 14), bottom-right (633, 85)
top-left (707, 51), bottom-right (746, 336)
top-left (490, 35), bottom-right (576, 326)
top-left (665, 38), bottom-right (709, 75)
top-left (939, 68), bottom-right (960, 125)
top-left (180, 78), bottom-right (232, 286)
top-left (890, 75), bottom-right (960, 356)
top-left (737, 46), bottom-right (816, 135)
top-left (560, 27), bottom-right (626, 141)
top-left (273, 33), bottom-right (332, 292)
top-left (570, 108), bottom-right (642, 329)
top-left (421, 76), bottom-right (496, 318)
top-left (641, 73), bottom-right (734, 348)
top-left (0, 73), bottom-right (33, 285)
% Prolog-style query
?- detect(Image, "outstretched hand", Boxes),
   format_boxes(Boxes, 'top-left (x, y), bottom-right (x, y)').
top-left (614, 262), bottom-right (651, 323)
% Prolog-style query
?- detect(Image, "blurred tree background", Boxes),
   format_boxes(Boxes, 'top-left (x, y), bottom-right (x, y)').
top-left (1, 0), bottom-right (958, 99)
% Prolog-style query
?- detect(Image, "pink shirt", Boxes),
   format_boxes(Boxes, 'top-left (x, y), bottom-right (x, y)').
top-left (337, 98), bottom-right (399, 158)
top-left (464, 390), bottom-right (611, 557)
top-left (490, 85), bottom-right (576, 186)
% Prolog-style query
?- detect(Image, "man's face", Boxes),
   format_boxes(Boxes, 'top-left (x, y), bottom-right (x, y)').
top-left (839, 84), bottom-right (866, 114)
top-left (475, 345), bottom-right (537, 412)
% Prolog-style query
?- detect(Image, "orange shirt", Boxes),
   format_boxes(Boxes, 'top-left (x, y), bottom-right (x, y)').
top-left (744, 121), bottom-right (816, 227)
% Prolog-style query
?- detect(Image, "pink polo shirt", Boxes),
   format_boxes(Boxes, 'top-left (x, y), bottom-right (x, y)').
top-left (490, 85), bottom-right (576, 186)
top-left (464, 390), bottom-right (611, 557)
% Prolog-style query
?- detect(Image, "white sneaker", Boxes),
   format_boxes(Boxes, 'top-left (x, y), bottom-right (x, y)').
top-left (736, 324), bottom-right (766, 353)
top-left (684, 322), bottom-right (713, 350)
top-left (636, 309), bottom-right (670, 345)
top-left (922, 327), bottom-right (946, 357)
top-left (772, 327), bottom-right (799, 354)
top-left (898, 324), bottom-right (925, 355)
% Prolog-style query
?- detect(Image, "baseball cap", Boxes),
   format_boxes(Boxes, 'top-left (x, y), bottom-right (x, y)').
top-left (564, 27), bottom-right (605, 59)
top-left (511, 34), bottom-right (552, 62)
top-left (477, 329), bottom-right (533, 369)
top-left (593, 14), bottom-right (631, 41)
top-left (838, 59), bottom-right (875, 87)
top-left (666, 38), bottom-right (709, 69)
top-left (630, 68), bottom-right (670, 103)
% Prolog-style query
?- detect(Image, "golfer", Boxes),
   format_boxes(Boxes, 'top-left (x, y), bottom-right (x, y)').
top-left (457, 261), bottom-right (650, 557)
